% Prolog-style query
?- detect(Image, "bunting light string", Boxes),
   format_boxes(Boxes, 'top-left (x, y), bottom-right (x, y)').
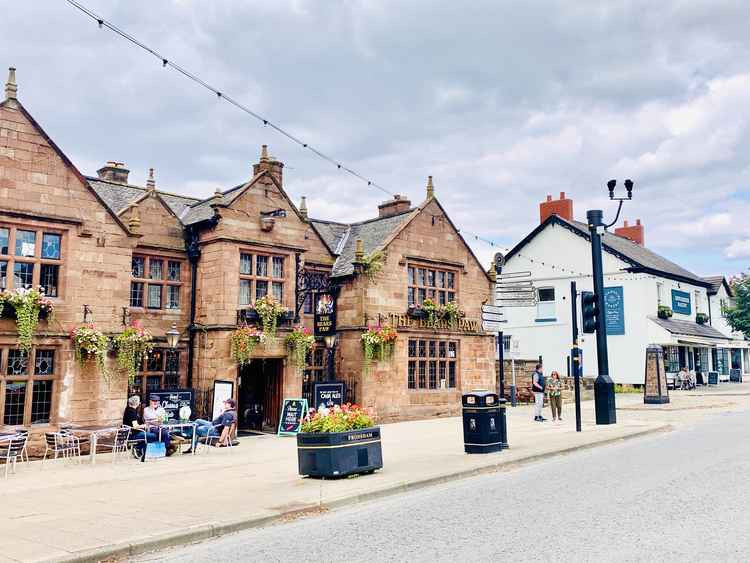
top-left (64, 0), bottom-right (396, 198)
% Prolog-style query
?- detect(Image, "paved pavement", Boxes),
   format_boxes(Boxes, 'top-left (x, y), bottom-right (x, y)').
top-left (140, 404), bottom-right (750, 563)
top-left (1, 384), bottom-right (748, 562)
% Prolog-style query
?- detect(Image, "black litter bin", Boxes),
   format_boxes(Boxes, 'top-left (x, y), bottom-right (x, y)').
top-left (462, 390), bottom-right (506, 454)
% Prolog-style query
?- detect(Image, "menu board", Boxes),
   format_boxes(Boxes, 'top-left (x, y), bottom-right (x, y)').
top-left (277, 398), bottom-right (308, 436)
top-left (151, 389), bottom-right (194, 422)
top-left (313, 381), bottom-right (345, 409)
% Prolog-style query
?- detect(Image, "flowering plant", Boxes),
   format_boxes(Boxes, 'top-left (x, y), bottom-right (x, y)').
top-left (285, 325), bottom-right (315, 370)
top-left (2, 287), bottom-right (55, 353)
top-left (361, 323), bottom-right (398, 371)
top-left (301, 403), bottom-right (375, 433)
top-left (113, 322), bottom-right (153, 382)
top-left (231, 326), bottom-right (266, 366)
top-left (71, 323), bottom-right (109, 365)
top-left (253, 295), bottom-right (289, 338)
top-left (442, 301), bottom-right (462, 327)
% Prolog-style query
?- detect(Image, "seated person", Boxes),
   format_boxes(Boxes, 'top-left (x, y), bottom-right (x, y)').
top-left (182, 399), bottom-right (237, 453)
top-left (141, 394), bottom-right (172, 454)
top-left (122, 395), bottom-right (159, 459)
top-left (679, 367), bottom-right (692, 387)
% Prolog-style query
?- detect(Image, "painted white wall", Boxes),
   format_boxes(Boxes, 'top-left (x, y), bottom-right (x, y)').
top-left (708, 283), bottom-right (740, 339)
top-left (502, 223), bottom-right (711, 384)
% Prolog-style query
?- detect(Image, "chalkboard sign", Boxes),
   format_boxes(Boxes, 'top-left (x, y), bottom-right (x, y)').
top-left (313, 381), bottom-right (346, 410)
top-left (707, 371), bottom-right (719, 385)
top-left (278, 398), bottom-right (308, 436)
top-left (730, 368), bottom-right (743, 383)
top-left (314, 293), bottom-right (336, 336)
top-left (151, 389), bottom-right (194, 422)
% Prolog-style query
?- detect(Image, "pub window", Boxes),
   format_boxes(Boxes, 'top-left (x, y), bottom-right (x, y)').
top-left (720, 298), bottom-right (727, 317)
top-left (407, 338), bottom-right (458, 390)
top-left (238, 251), bottom-right (285, 306)
top-left (303, 346), bottom-right (327, 404)
top-left (128, 349), bottom-right (180, 398)
top-left (130, 255), bottom-right (183, 310)
top-left (407, 264), bottom-right (457, 307)
top-left (0, 224), bottom-right (63, 296)
top-left (0, 348), bottom-right (57, 426)
top-left (536, 287), bottom-right (555, 319)
top-left (663, 346), bottom-right (679, 373)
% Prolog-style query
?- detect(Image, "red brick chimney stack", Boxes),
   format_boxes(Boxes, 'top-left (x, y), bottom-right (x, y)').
top-left (378, 194), bottom-right (411, 218)
top-left (615, 218), bottom-right (645, 246)
top-left (539, 191), bottom-right (573, 223)
top-left (253, 144), bottom-right (284, 186)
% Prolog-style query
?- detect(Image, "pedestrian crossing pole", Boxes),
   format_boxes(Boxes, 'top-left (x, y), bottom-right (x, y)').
top-left (570, 281), bottom-right (582, 432)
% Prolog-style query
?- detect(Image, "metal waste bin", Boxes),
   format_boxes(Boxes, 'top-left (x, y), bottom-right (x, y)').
top-left (462, 390), bottom-right (506, 454)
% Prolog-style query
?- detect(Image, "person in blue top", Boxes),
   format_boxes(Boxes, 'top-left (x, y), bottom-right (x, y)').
top-left (532, 363), bottom-right (546, 422)
top-left (181, 398), bottom-right (237, 454)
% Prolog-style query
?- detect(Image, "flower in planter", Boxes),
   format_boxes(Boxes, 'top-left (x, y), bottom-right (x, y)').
top-left (113, 322), bottom-right (153, 383)
top-left (71, 324), bottom-right (110, 378)
top-left (361, 323), bottom-right (398, 371)
top-left (253, 295), bottom-right (289, 338)
top-left (657, 305), bottom-right (673, 319)
top-left (301, 403), bottom-right (375, 433)
top-left (3, 287), bottom-right (55, 353)
top-left (441, 301), bottom-right (462, 327)
top-left (231, 326), bottom-right (266, 366)
top-left (285, 325), bottom-right (315, 371)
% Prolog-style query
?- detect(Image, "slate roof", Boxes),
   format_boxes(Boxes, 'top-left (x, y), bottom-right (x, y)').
top-left (310, 210), bottom-right (416, 277)
top-left (86, 176), bottom-right (200, 220)
top-left (651, 317), bottom-right (729, 340)
top-left (507, 215), bottom-right (709, 287)
top-left (703, 275), bottom-right (732, 296)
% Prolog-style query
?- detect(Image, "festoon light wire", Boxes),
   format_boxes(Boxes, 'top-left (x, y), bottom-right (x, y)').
top-left (65, 0), bottom-right (586, 276)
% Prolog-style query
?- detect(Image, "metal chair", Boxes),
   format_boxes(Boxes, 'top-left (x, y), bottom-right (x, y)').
top-left (12, 429), bottom-right (30, 465)
top-left (96, 427), bottom-right (131, 463)
top-left (125, 426), bottom-right (148, 460)
top-left (196, 424), bottom-right (223, 454)
top-left (1, 435), bottom-right (28, 478)
top-left (42, 431), bottom-right (80, 465)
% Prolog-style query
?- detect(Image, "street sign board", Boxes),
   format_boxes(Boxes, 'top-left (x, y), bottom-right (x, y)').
top-left (481, 304), bottom-right (503, 316)
top-left (482, 320), bottom-right (504, 332)
top-left (482, 313), bottom-right (504, 323)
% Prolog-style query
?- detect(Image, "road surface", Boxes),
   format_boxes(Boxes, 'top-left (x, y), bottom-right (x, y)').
top-left (139, 409), bottom-right (750, 562)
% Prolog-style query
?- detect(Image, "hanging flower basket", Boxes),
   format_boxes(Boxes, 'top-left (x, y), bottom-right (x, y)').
top-left (253, 296), bottom-right (290, 338)
top-left (696, 312), bottom-right (710, 325)
top-left (361, 324), bottom-right (398, 371)
top-left (113, 322), bottom-right (153, 383)
top-left (0, 287), bottom-right (55, 353)
top-left (71, 324), bottom-right (110, 377)
top-left (285, 325), bottom-right (315, 371)
top-left (231, 326), bottom-right (266, 366)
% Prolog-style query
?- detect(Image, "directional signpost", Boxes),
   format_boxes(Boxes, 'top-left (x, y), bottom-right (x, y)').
top-left (495, 271), bottom-right (537, 307)
top-left (481, 304), bottom-right (504, 333)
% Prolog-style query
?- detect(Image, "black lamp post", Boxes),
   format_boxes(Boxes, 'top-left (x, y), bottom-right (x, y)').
top-left (587, 179), bottom-right (634, 425)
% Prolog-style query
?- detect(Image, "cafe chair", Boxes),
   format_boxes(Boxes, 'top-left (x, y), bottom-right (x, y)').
top-left (0, 435), bottom-right (27, 478)
top-left (15, 429), bottom-right (30, 465)
top-left (42, 432), bottom-right (80, 465)
top-left (196, 424), bottom-right (225, 454)
top-left (96, 427), bottom-right (131, 463)
top-left (125, 427), bottom-right (147, 459)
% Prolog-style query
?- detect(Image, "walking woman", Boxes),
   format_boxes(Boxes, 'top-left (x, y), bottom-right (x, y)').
top-left (548, 371), bottom-right (563, 421)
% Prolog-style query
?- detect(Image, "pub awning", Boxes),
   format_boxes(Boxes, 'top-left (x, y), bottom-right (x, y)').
top-left (649, 316), bottom-right (731, 348)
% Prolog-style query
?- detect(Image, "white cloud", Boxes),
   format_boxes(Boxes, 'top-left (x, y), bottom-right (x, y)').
top-left (725, 239), bottom-right (750, 259)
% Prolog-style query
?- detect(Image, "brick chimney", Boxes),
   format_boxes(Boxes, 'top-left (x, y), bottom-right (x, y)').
top-left (253, 144), bottom-right (284, 186)
top-left (539, 191), bottom-right (573, 223)
top-left (378, 194), bottom-right (411, 218)
top-left (615, 219), bottom-right (645, 246)
top-left (97, 161), bottom-right (130, 184)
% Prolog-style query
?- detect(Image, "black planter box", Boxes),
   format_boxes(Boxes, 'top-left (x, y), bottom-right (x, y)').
top-left (0, 306), bottom-right (51, 321)
top-left (407, 308), bottom-right (428, 320)
top-left (297, 426), bottom-right (383, 478)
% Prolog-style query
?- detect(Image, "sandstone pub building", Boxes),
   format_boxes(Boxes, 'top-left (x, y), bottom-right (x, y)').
top-left (0, 68), bottom-right (496, 440)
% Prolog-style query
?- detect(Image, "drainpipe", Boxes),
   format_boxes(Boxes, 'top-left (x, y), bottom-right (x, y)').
top-left (185, 225), bottom-right (200, 389)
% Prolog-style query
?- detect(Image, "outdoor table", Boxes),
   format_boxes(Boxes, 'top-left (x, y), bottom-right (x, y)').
top-left (145, 421), bottom-right (198, 455)
top-left (70, 425), bottom-right (121, 464)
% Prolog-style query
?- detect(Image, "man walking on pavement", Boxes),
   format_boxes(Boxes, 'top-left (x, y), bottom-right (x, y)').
top-left (532, 363), bottom-right (546, 422)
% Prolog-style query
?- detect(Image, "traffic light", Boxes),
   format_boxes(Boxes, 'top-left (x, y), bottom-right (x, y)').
top-left (581, 291), bottom-right (598, 333)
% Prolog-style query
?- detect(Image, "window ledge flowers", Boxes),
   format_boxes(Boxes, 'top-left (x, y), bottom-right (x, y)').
top-left (285, 325), bottom-right (315, 371)
top-left (407, 299), bottom-right (464, 328)
top-left (301, 403), bottom-right (375, 433)
top-left (0, 287), bottom-right (55, 353)
top-left (361, 324), bottom-right (398, 371)
top-left (71, 323), bottom-right (109, 375)
top-left (253, 295), bottom-right (290, 338)
top-left (113, 322), bottom-right (153, 382)
top-left (231, 326), bottom-right (266, 366)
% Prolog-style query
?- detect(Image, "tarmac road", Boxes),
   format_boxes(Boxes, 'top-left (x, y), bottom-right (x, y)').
top-left (139, 408), bottom-right (750, 563)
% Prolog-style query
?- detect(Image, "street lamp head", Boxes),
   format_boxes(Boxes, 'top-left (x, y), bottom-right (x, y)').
top-left (606, 179), bottom-right (616, 199)
top-left (624, 179), bottom-right (633, 199)
top-left (166, 323), bottom-right (180, 349)
top-left (324, 335), bottom-right (337, 349)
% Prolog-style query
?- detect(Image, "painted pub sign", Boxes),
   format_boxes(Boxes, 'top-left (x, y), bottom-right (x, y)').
top-left (314, 293), bottom-right (336, 337)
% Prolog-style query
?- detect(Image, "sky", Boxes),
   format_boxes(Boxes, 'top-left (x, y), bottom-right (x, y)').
top-left (2, 0), bottom-right (750, 277)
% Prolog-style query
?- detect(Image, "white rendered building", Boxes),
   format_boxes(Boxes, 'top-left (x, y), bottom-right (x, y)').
top-left (501, 193), bottom-right (749, 385)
